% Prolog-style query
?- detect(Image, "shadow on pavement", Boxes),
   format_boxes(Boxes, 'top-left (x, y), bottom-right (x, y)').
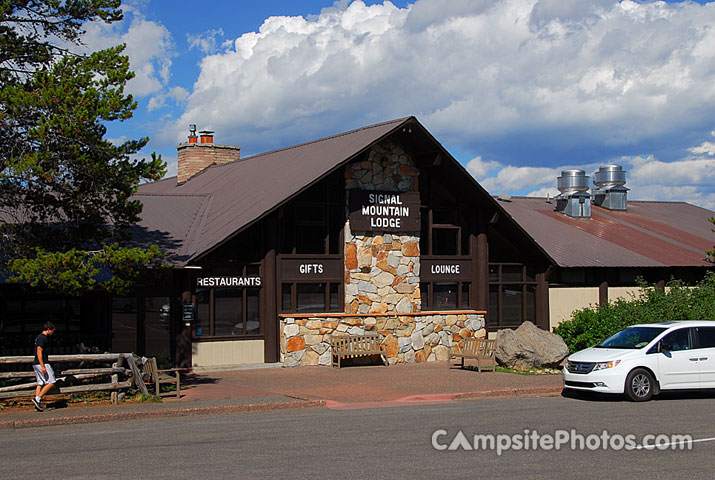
top-left (562, 388), bottom-right (715, 402)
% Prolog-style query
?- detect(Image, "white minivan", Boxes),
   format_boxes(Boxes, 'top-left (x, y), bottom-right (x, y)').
top-left (563, 321), bottom-right (715, 401)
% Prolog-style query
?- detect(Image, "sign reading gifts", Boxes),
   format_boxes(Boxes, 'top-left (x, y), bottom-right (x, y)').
top-left (280, 258), bottom-right (343, 282)
top-left (348, 190), bottom-right (420, 232)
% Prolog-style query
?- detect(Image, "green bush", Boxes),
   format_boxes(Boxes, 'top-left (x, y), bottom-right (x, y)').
top-left (554, 272), bottom-right (715, 353)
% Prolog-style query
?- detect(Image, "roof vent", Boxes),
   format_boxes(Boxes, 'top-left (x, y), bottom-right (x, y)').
top-left (555, 169), bottom-right (591, 218)
top-left (593, 165), bottom-right (628, 211)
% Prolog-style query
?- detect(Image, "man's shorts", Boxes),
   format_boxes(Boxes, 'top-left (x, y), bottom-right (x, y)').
top-left (33, 364), bottom-right (56, 385)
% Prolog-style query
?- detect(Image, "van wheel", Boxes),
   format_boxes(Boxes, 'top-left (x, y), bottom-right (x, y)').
top-left (624, 368), bottom-right (654, 402)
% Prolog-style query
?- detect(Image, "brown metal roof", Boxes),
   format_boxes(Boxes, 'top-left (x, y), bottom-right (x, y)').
top-left (135, 116), bottom-right (714, 270)
top-left (497, 197), bottom-right (714, 267)
top-left (135, 117), bottom-right (413, 263)
top-left (129, 194), bottom-right (211, 263)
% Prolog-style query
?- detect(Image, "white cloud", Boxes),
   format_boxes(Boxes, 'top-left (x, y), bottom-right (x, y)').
top-left (465, 156), bottom-right (501, 180)
top-left (78, 8), bottom-right (175, 97)
top-left (688, 131), bottom-right (715, 156)
top-left (188, 28), bottom-right (225, 54)
top-left (147, 86), bottom-right (190, 112)
top-left (106, 135), bottom-right (130, 146)
top-left (162, 154), bottom-right (178, 179)
top-left (478, 165), bottom-right (563, 194)
top-left (469, 149), bottom-right (715, 210)
top-left (628, 155), bottom-right (715, 187)
top-left (526, 186), bottom-right (560, 199)
top-left (157, 0), bottom-right (715, 209)
top-left (167, 0), bottom-right (715, 148)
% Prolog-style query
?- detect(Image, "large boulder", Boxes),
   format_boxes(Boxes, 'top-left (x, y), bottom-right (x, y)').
top-left (496, 321), bottom-right (569, 370)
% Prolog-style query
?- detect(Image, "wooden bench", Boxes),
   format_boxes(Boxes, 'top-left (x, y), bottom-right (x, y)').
top-left (448, 338), bottom-right (497, 372)
top-left (142, 357), bottom-right (181, 398)
top-left (328, 334), bottom-right (388, 368)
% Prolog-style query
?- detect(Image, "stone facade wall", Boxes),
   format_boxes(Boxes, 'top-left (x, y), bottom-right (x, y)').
top-left (177, 143), bottom-right (241, 183)
top-left (344, 138), bottom-right (421, 315)
top-left (280, 313), bottom-right (486, 367)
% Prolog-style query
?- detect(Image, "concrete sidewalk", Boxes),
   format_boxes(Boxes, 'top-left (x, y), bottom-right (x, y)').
top-left (0, 362), bottom-right (563, 428)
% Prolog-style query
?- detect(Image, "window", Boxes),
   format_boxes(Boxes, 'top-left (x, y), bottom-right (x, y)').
top-left (420, 208), bottom-right (470, 256)
top-left (488, 263), bottom-right (538, 329)
top-left (281, 282), bottom-right (342, 313)
top-left (661, 329), bottom-right (692, 351)
top-left (193, 265), bottom-right (262, 338)
top-left (419, 203), bottom-right (472, 311)
top-left (697, 327), bottom-right (715, 348)
top-left (281, 172), bottom-right (344, 255)
top-left (421, 282), bottom-right (470, 310)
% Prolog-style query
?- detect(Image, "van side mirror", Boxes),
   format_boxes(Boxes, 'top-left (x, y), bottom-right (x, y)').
top-left (661, 342), bottom-right (672, 352)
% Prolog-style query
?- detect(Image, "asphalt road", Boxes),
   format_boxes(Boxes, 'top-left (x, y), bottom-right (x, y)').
top-left (2, 392), bottom-right (714, 479)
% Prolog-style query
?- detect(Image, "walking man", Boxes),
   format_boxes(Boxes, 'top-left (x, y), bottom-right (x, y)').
top-left (32, 322), bottom-right (56, 412)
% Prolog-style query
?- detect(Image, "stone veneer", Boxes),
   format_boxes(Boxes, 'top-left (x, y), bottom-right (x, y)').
top-left (344, 138), bottom-right (421, 315)
top-left (280, 312), bottom-right (486, 367)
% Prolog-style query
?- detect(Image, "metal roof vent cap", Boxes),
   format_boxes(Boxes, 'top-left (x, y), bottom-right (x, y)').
top-left (593, 165), bottom-right (628, 211)
top-left (557, 169), bottom-right (590, 197)
top-left (555, 169), bottom-right (591, 218)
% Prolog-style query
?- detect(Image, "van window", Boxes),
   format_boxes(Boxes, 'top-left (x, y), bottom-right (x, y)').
top-left (661, 328), bottom-right (692, 351)
top-left (697, 327), bottom-right (715, 348)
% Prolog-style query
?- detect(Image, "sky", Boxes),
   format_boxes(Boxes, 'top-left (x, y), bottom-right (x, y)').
top-left (82, 0), bottom-right (715, 210)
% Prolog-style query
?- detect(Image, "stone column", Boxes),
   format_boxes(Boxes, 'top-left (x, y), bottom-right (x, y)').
top-left (344, 138), bottom-right (421, 314)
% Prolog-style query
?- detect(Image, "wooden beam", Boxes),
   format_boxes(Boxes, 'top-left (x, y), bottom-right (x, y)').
top-left (599, 281), bottom-right (608, 306)
top-left (0, 372), bottom-right (36, 379)
top-left (0, 353), bottom-right (123, 364)
top-left (126, 355), bottom-right (149, 395)
top-left (0, 372), bottom-right (121, 393)
top-left (0, 381), bottom-right (132, 399)
top-left (0, 368), bottom-right (128, 379)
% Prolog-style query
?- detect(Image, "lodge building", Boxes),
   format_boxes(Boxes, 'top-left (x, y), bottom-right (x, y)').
top-left (1, 117), bottom-right (712, 367)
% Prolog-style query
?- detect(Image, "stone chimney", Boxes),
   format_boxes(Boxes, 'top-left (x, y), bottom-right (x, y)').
top-left (177, 125), bottom-right (240, 184)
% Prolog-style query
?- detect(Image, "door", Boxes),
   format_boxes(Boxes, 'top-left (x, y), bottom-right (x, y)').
top-left (656, 328), bottom-right (700, 389)
top-left (111, 294), bottom-right (173, 365)
top-left (696, 326), bottom-right (715, 388)
top-left (144, 296), bottom-right (172, 366)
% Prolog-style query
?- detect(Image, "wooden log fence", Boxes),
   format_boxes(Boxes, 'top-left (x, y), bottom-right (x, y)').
top-left (0, 353), bottom-right (151, 404)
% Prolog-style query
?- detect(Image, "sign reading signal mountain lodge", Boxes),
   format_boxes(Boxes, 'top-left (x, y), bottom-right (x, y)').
top-left (349, 190), bottom-right (420, 232)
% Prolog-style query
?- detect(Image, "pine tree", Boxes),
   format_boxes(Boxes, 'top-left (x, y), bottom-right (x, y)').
top-left (1, 1), bottom-right (166, 294)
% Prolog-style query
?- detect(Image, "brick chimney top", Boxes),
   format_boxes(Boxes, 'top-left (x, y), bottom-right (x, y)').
top-left (177, 127), bottom-right (240, 184)
top-left (199, 130), bottom-right (214, 144)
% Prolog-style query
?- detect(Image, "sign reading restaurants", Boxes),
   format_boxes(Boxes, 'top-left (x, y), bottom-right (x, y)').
top-left (349, 190), bottom-right (420, 232)
top-left (197, 276), bottom-right (262, 287)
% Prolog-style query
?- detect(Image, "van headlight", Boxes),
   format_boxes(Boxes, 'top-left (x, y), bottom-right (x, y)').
top-left (593, 360), bottom-right (621, 371)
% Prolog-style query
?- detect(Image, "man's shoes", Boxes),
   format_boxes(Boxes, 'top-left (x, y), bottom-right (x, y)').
top-left (31, 398), bottom-right (45, 412)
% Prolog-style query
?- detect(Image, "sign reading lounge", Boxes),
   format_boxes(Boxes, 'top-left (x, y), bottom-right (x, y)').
top-left (349, 190), bottom-right (420, 232)
top-left (420, 259), bottom-right (471, 282)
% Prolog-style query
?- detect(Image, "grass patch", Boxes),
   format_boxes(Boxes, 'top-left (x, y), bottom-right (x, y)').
top-left (69, 391), bottom-right (111, 404)
top-left (495, 366), bottom-right (561, 375)
top-left (463, 365), bottom-right (561, 375)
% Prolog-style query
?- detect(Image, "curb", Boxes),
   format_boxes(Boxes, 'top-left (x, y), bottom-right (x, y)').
top-left (0, 399), bottom-right (326, 430)
top-left (0, 386), bottom-right (563, 429)
top-left (455, 386), bottom-right (563, 400)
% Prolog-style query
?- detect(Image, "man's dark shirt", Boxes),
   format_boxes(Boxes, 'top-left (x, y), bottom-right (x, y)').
top-left (33, 333), bottom-right (50, 365)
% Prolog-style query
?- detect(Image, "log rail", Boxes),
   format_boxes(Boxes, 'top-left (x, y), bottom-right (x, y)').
top-left (0, 353), bottom-right (149, 403)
